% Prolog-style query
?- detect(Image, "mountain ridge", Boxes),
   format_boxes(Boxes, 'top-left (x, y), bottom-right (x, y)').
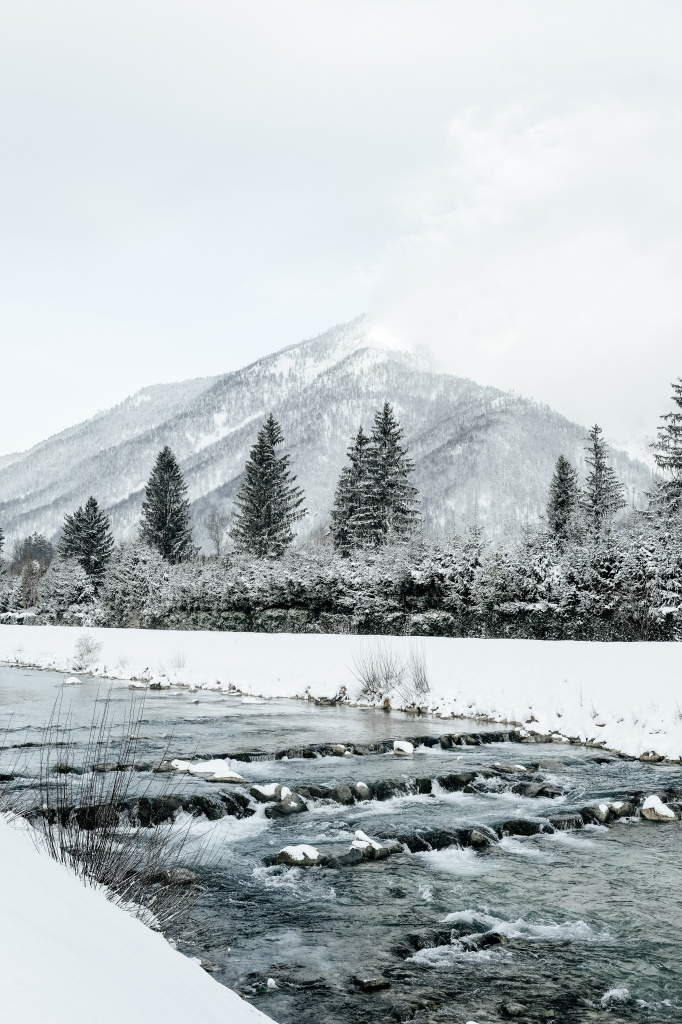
top-left (0, 316), bottom-right (655, 549)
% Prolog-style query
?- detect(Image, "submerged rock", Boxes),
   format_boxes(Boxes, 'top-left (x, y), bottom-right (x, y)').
top-left (581, 803), bottom-right (612, 824)
top-left (609, 800), bottom-right (634, 818)
top-left (373, 778), bottom-right (409, 801)
top-left (330, 784), bottom-right (354, 805)
top-left (436, 771), bottom-right (478, 792)
top-left (296, 783), bottom-right (331, 800)
top-left (548, 813), bottom-right (583, 831)
top-left (250, 783), bottom-right (289, 803)
top-left (265, 792), bottom-right (308, 818)
top-left (500, 1001), bottom-right (528, 1017)
top-left (502, 818), bottom-right (549, 837)
top-left (352, 974), bottom-right (391, 991)
top-left (468, 825), bottom-right (499, 847)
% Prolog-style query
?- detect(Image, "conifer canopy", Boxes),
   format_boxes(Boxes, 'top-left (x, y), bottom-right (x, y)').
top-left (650, 378), bottom-right (682, 514)
top-left (331, 402), bottom-right (419, 552)
top-left (547, 455), bottom-right (580, 542)
top-left (59, 496), bottom-right (114, 584)
top-left (581, 425), bottom-right (626, 538)
top-left (230, 415), bottom-right (306, 557)
top-left (139, 447), bottom-right (194, 563)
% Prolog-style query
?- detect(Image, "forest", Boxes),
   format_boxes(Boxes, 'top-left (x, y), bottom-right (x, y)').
top-left (1, 384), bottom-right (681, 641)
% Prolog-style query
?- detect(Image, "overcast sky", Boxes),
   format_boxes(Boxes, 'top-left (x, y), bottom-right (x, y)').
top-left (1, 1), bottom-right (681, 455)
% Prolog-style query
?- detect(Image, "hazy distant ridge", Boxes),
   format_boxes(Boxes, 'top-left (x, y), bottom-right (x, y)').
top-left (0, 317), bottom-right (654, 548)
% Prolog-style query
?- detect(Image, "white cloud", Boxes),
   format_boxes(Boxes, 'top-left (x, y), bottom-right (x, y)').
top-left (369, 102), bottom-right (682, 439)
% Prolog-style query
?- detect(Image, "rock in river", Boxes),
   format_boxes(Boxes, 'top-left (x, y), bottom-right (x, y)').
top-left (641, 795), bottom-right (678, 821)
top-left (265, 792), bottom-right (308, 818)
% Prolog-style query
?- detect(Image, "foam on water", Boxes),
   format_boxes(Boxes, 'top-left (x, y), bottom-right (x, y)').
top-left (499, 836), bottom-right (553, 859)
top-left (417, 847), bottom-right (493, 876)
top-left (442, 908), bottom-right (612, 943)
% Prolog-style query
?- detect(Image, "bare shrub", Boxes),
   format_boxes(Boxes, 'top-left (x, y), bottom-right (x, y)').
top-left (74, 632), bottom-right (103, 670)
top-left (170, 649), bottom-right (186, 673)
top-left (352, 640), bottom-right (430, 708)
top-left (25, 691), bottom-right (212, 929)
top-left (394, 643), bottom-right (431, 708)
top-left (351, 641), bottom-right (404, 702)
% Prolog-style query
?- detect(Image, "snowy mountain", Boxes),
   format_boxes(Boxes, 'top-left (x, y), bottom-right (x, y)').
top-left (0, 316), bottom-right (655, 549)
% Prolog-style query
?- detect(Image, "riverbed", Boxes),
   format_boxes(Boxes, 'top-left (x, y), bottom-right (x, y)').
top-left (1, 664), bottom-right (680, 1023)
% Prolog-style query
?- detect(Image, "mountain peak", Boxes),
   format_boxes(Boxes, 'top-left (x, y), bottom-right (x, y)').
top-left (0, 317), bottom-right (654, 548)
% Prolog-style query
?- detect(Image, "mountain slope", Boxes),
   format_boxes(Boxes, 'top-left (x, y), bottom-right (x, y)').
top-left (0, 317), bottom-right (654, 548)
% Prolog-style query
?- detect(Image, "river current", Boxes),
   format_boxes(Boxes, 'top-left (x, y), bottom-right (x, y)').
top-left (1, 664), bottom-right (680, 1024)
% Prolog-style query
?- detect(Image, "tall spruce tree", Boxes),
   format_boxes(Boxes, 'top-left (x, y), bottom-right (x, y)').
top-left (368, 402), bottom-right (420, 544)
top-left (59, 496), bottom-right (114, 586)
top-left (331, 402), bottom-right (419, 550)
top-left (0, 525), bottom-right (4, 560)
top-left (581, 425), bottom-right (626, 538)
top-left (230, 415), bottom-right (306, 557)
top-left (650, 378), bottom-right (682, 514)
top-left (547, 455), bottom-right (580, 543)
top-left (139, 446), bottom-right (194, 563)
top-left (330, 426), bottom-right (373, 554)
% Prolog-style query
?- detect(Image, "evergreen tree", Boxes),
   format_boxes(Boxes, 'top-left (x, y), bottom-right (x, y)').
top-left (0, 524), bottom-right (4, 561)
top-left (230, 415), bottom-right (306, 558)
top-left (330, 426), bottom-right (373, 554)
top-left (9, 533), bottom-right (54, 575)
top-left (547, 455), bottom-right (580, 543)
top-left (59, 496), bottom-right (114, 586)
top-left (140, 447), bottom-right (194, 563)
top-left (331, 403), bottom-right (419, 550)
top-left (581, 425), bottom-right (626, 538)
top-left (367, 402), bottom-right (420, 544)
top-left (650, 378), bottom-right (682, 514)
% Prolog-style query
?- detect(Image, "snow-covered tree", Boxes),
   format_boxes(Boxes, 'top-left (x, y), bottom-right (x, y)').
top-left (205, 509), bottom-right (229, 556)
top-left (230, 415), bottom-right (306, 558)
top-left (330, 426), bottom-right (374, 554)
top-left (650, 378), bottom-right (682, 516)
top-left (100, 543), bottom-right (166, 627)
top-left (547, 455), bottom-right (580, 543)
top-left (9, 533), bottom-right (54, 575)
top-left (37, 558), bottom-right (96, 616)
top-left (581, 425), bottom-right (626, 539)
top-left (58, 496), bottom-right (114, 587)
top-left (331, 404), bottom-right (419, 551)
top-left (140, 447), bottom-right (194, 563)
top-left (368, 402), bottom-right (420, 544)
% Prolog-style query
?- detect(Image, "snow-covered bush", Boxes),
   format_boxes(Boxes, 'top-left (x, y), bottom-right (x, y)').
top-left (100, 544), bottom-right (166, 627)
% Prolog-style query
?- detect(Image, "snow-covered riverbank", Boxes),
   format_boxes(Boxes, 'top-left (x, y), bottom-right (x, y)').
top-left (0, 814), bottom-right (273, 1023)
top-left (1, 624), bottom-right (681, 761)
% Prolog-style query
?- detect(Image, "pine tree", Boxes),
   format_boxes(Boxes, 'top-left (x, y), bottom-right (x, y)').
top-left (650, 378), bottom-right (682, 514)
top-left (140, 447), bottom-right (194, 563)
top-left (330, 426), bottom-right (373, 554)
top-left (547, 455), bottom-right (580, 543)
top-left (230, 415), bottom-right (306, 558)
top-left (0, 525), bottom-right (4, 561)
top-left (581, 425), bottom-right (626, 539)
top-left (368, 402), bottom-right (420, 545)
top-left (9, 533), bottom-right (54, 575)
top-left (59, 496), bottom-right (114, 586)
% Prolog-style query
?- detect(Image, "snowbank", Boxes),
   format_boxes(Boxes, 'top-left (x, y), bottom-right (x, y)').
top-left (1, 624), bottom-right (682, 760)
top-left (0, 816), bottom-right (273, 1024)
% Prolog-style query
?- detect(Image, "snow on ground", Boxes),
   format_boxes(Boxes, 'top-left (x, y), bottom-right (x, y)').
top-left (0, 815), bottom-right (274, 1024)
top-left (1, 625), bottom-right (682, 760)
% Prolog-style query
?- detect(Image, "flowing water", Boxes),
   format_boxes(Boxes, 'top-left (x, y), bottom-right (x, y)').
top-left (1, 664), bottom-right (681, 1024)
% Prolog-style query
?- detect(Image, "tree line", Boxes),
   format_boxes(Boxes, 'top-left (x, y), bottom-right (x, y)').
top-left (1, 379), bottom-right (681, 638)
